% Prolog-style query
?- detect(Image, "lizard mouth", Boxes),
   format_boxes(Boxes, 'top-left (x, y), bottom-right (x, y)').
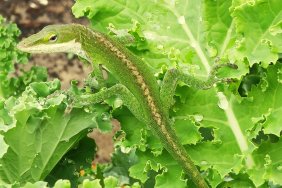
top-left (17, 40), bottom-right (30, 52)
top-left (17, 41), bottom-right (45, 53)
top-left (17, 31), bottom-right (47, 53)
top-left (17, 35), bottom-right (43, 53)
top-left (17, 38), bottom-right (83, 54)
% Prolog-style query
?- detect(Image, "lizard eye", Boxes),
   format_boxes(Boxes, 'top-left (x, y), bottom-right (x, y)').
top-left (49, 34), bottom-right (57, 42)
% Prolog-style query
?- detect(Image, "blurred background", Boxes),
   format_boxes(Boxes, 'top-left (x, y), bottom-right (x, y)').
top-left (0, 0), bottom-right (89, 89)
top-left (0, 0), bottom-right (117, 163)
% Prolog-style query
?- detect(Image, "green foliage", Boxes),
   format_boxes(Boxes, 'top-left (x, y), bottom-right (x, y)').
top-left (45, 137), bottom-right (96, 187)
top-left (72, 0), bottom-right (282, 187)
top-left (0, 79), bottom-right (98, 185)
top-left (1, 0), bottom-right (282, 187)
top-left (0, 15), bottom-right (104, 187)
top-left (0, 16), bottom-right (43, 99)
top-left (232, 0), bottom-right (282, 66)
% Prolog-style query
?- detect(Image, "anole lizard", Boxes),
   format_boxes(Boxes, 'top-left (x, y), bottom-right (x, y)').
top-left (17, 24), bottom-right (236, 188)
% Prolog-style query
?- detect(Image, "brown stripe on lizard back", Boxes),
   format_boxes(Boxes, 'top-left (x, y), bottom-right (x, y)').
top-left (89, 30), bottom-right (167, 127)
top-left (83, 27), bottom-right (194, 183)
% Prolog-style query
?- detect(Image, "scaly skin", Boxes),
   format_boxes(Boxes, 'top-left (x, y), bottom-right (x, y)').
top-left (18, 24), bottom-right (211, 188)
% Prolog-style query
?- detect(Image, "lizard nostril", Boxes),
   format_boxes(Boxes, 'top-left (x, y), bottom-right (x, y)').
top-left (17, 41), bottom-right (27, 50)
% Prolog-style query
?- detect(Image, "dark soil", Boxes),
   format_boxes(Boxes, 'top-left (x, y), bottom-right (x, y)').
top-left (0, 0), bottom-right (116, 163)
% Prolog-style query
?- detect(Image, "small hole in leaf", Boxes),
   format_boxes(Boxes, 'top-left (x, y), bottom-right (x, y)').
top-left (252, 131), bottom-right (279, 145)
top-left (199, 127), bottom-right (214, 141)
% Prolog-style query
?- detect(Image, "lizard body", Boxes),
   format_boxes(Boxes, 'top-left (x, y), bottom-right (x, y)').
top-left (18, 24), bottom-right (234, 188)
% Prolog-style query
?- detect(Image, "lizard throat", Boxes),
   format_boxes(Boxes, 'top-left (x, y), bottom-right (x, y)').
top-left (18, 38), bottom-right (89, 61)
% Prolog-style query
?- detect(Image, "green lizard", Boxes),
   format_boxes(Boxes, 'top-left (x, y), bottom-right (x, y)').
top-left (17, 24), bottom-right (236, 188)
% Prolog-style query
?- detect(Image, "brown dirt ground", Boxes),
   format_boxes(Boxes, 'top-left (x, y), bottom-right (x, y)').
top-left (0, 0), bottom-right (117, 163)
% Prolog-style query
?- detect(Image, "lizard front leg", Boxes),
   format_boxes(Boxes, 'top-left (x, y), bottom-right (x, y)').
top-left (71, 84), bottom-right (146, 122)
top-left (160, 63), bottom-right (237, 114)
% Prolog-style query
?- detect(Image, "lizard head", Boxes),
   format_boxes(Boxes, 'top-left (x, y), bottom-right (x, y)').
top-left (17, 24), bottom-right (82, 54)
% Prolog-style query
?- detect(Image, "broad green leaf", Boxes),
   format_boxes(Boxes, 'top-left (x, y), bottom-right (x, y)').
top-left (21, 180), bottom-right (70, 188)
top-left (232, 0), bottom-right (282, 66)
top-left (72, 0), bottom-right (219, 73)
top-left (0, 135), bottom-right (8, 158)
top-left (72, 0), bottom-right (282, 187)
top-left (0, 80), bottom-right (97, 184)
top-left (0, 15), bottom-right (29, 99)
top-left (128, 150), bottom-right (159, 184)
top-left (22, 181), bottom-right (48, 188)
top-left (45, 137), bottom-right (96, 187)
top-left (103, 148), bottom-right (138, 186)
top-left (53, 180), bottom-right (70, 188)
top-left (103, 176), bottom-right (119, 188)
top-left (217, 173), bottom-right (255, 188)
top-left (174, 64), bottom-right (282, 186)
top-left (248, 139), bottom-right (282, 187)
top-left (204, 0), bottom-right (234, 58)
top-left (81, 179), bottom-right (102, 188)
top-left (112, 108), bottom-right (147, 150)
top-left (129, 150), bottom-right (187, 188)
